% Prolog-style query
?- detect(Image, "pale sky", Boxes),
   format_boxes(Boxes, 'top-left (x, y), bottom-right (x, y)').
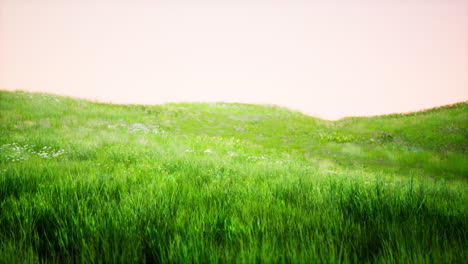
top-left (1, 0), bottom-right (467, 120)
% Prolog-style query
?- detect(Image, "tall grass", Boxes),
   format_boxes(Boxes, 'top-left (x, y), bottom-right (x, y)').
top-left (0, 91), bottom-right (467, 263)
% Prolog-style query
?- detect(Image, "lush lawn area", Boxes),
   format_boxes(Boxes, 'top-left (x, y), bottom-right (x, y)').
top-left (1, 90), bottom-right (467, 263)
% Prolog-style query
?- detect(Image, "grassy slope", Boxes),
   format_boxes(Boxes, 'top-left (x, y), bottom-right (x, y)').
top-left (0, 90), bottom-right (467, 263)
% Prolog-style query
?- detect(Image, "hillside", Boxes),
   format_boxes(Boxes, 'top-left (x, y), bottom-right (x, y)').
top-left (0, 90), bottom-right (467, 263)
top-left (2, 91), bottom-right (466, 178)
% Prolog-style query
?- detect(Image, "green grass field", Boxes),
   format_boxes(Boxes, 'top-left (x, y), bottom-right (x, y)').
top-left (0, 90), bottom-right (467, 263)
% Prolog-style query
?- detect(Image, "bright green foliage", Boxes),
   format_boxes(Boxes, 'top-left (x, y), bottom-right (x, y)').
top-left (0, 90), bottom-right (467, 263)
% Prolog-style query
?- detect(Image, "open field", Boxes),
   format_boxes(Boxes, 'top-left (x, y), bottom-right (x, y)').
top-left (0, 90), bottom-right (467, 263)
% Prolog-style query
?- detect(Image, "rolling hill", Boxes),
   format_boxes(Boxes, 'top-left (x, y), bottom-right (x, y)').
top-left (0, 90), bottom-right (467, 263)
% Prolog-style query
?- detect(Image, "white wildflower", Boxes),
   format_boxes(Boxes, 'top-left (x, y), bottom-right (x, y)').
top-left (107, 122), bottom-right (164, 134)
top-left (248, 155), bottom-right (267, 161)
top-left (1, 143), bottom-right (65, 161)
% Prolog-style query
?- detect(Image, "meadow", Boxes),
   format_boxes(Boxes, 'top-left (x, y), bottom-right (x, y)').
top-left (0, 90), bottom-right (467, 263)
